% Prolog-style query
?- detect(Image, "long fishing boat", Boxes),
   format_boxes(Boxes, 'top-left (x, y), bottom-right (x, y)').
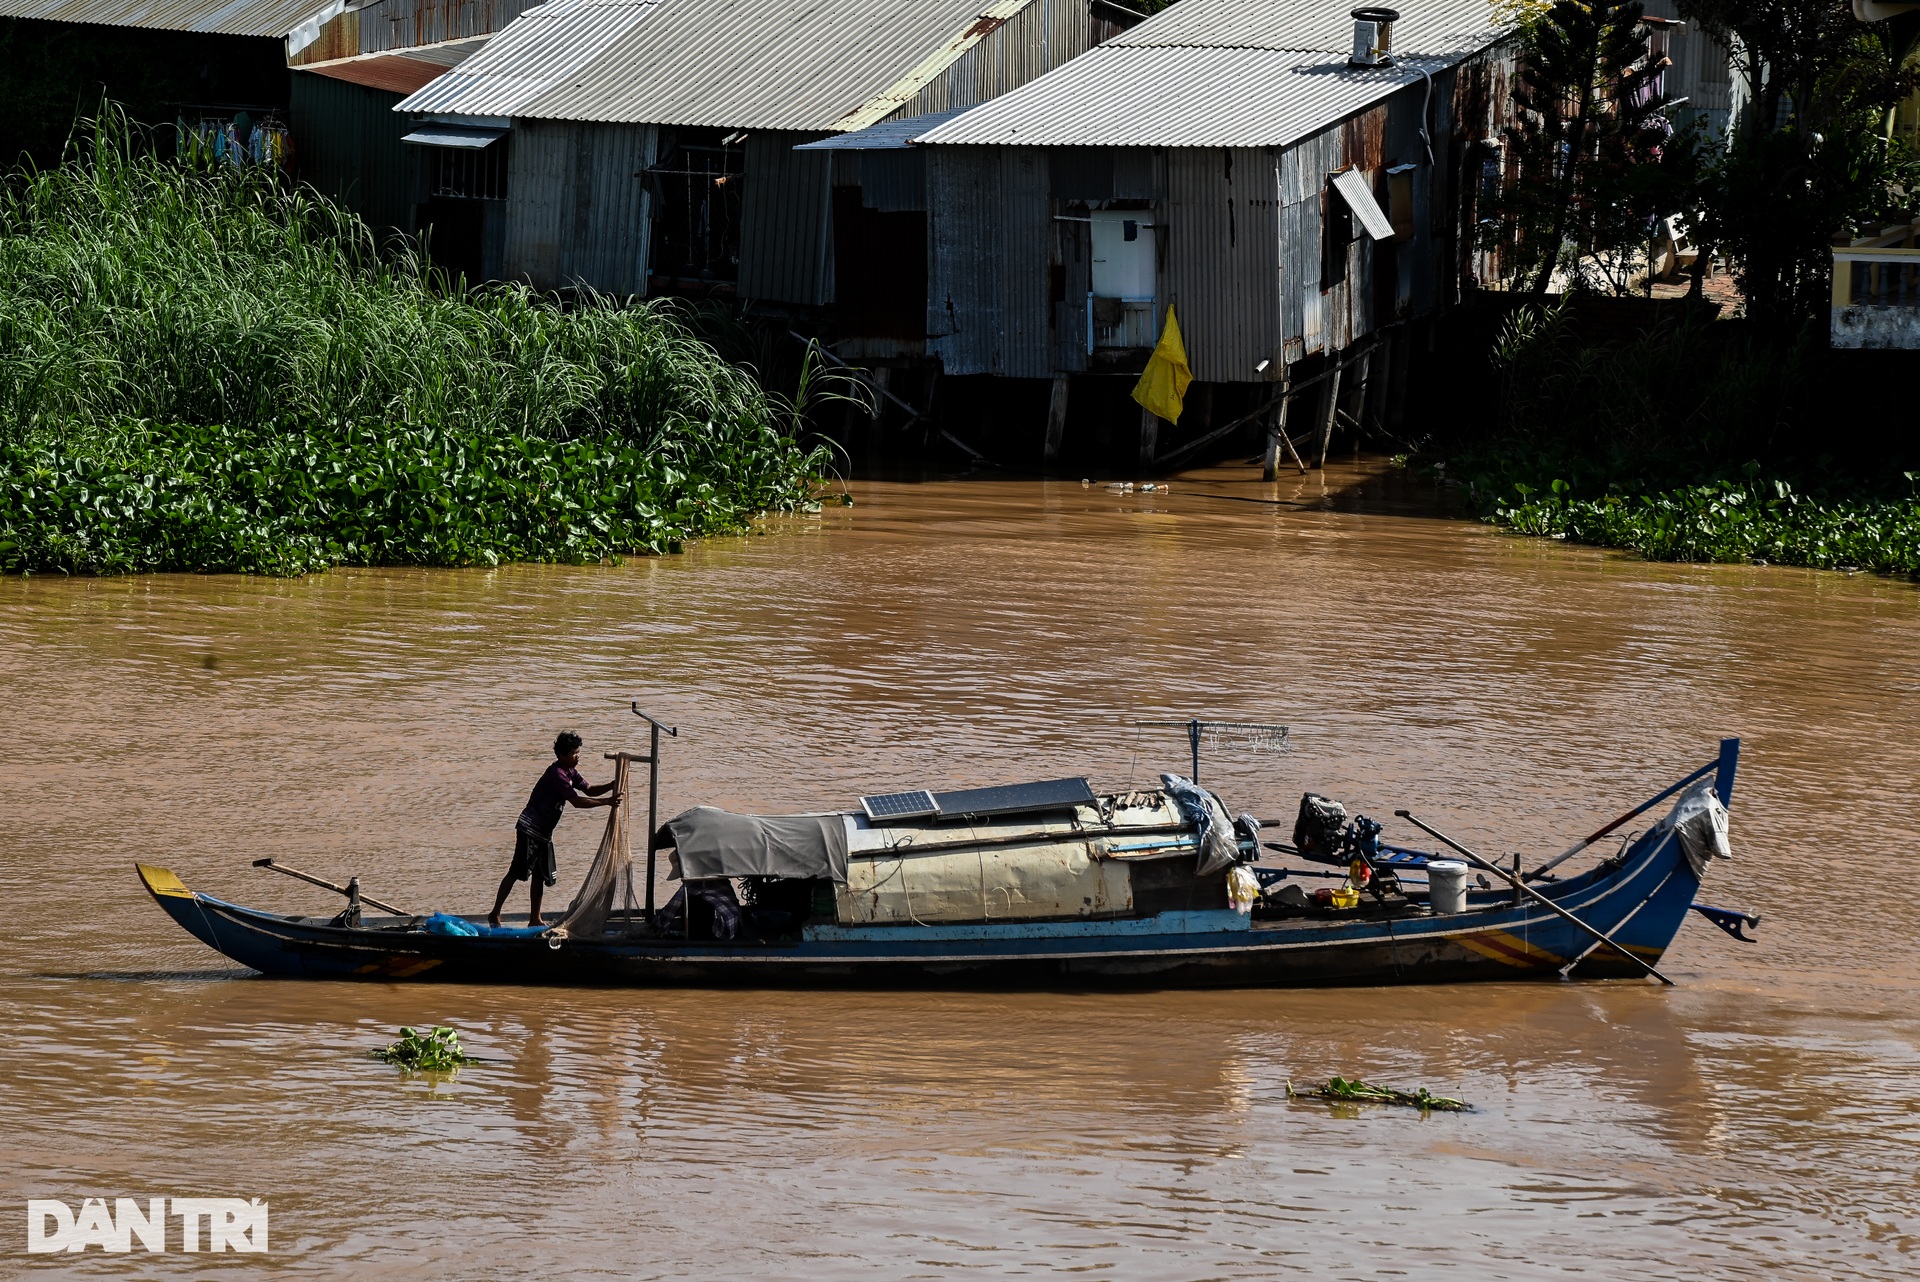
top-left (137, 726), bottom-right (1756, 990)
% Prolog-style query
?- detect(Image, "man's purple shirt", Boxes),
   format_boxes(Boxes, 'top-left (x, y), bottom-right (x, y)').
top-left (518, 762), bottom-right (588, 837)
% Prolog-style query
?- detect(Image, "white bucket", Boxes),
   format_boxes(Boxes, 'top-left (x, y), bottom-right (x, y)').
top-left (1426, 860), bottom-right (1469, 915)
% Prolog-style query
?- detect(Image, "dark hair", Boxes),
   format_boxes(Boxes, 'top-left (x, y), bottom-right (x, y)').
top-left (554, 731), bottom-right (583, 758)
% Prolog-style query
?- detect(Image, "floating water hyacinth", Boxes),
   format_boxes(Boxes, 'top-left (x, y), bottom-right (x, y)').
top-left (1287, 1076), bottom-right (1469, 1112)
top-left (371, 1026), bottom-right (476, 1072)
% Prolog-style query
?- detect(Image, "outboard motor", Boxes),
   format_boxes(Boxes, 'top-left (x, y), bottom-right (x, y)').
top-left (1293, 793), bottom-right (1349, 860)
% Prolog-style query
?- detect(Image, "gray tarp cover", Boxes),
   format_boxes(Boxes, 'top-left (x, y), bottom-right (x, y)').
top-left (665, 807), bottom-right (850, 883)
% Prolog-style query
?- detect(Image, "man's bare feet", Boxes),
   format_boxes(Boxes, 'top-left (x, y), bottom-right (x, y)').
top-left (527, 917), bottom-right (546, 928)
top-left (485, 915), bottom-right (501, 928)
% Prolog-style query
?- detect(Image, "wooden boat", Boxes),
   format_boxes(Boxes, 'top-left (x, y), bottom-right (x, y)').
top-left (137, 740), bottom-right (1750, 989)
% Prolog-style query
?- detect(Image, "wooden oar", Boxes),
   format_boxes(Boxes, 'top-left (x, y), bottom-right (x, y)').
top-left (251, 858), bottom-right (413, 917)
top-left (1522, 758), bottom-right (1717, 882)
top-left (1393, 811), bottom-right (1674, 986)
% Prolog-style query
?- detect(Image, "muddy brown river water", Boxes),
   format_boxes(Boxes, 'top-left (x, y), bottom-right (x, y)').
top-left (2, 466), bottom-right (1917, 1279)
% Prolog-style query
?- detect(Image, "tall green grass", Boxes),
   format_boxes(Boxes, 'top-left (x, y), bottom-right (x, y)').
top-left (0, 113), bottom-right (832, 575)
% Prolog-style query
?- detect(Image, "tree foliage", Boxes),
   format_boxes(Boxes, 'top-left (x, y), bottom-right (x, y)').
top-left (1676, 0), bottom-right (1919, 330)
top-left (1489, 0), bottom-right (1695, 294)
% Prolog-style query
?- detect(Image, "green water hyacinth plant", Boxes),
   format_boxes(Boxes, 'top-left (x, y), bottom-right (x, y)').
top-left (0, 109), bottom-right (833, 576)
top-left (1287, 1076), bottom-right (1469, 1112)
top-left (1493, 474), bottom-right (1920, 580)
top-left (372, 1026), bottom-right (475, 1072)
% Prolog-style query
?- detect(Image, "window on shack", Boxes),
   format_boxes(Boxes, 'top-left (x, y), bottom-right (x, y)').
top-left (1323, 170), bottom-right (1354, 290)
top-left (647, 129), bottom-right (745, 290)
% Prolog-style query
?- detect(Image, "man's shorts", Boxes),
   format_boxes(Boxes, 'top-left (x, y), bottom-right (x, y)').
top-left (508, 825), bottom-right (558, 887)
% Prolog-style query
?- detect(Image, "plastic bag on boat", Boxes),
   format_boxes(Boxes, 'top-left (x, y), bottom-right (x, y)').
top-left (1160, 774), bottom-right (1239, 877)
top-left (1667, 780), bottom-right (1732, 878)
top-left (1227, 866), bottom-right (1261, 913)
top-left (425, 912), bottom-right (479, 937)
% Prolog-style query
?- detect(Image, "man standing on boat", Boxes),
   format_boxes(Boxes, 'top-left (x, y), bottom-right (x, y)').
top-left (488, 732), bottom-right (620, 928)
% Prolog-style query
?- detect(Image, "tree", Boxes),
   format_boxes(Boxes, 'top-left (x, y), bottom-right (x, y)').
top-left (1675, 0), bottom-right (1918, 330)
top-left (1490, 0), bottom-right (1688, 295)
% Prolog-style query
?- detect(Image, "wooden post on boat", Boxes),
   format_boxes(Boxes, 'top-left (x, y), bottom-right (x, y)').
top-left (1395, 810), bottom-right (1675, 985)
top-left (627, 704), bottom-right (679, 927)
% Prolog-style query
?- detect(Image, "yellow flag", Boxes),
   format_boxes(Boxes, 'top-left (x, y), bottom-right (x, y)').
top-left (1130, 304), bottom-right (1192, 424)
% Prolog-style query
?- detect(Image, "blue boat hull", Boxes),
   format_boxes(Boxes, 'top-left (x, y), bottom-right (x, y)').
top-left (136, 817), bottom-right (1707, 989)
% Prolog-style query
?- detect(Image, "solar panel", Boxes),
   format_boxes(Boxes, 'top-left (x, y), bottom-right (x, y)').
top-left (860, 790), bottom-right (940, 821)
top-left (931, 777), bottom-right (1097, 819)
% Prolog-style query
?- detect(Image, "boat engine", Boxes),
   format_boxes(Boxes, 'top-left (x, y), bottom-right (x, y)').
top-left (1293, 793), bottom-right (1349, 859)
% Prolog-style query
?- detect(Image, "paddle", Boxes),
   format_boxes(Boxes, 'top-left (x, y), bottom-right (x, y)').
top-left (251, 858), bottom-right (413, 917)
top-left (1393, 810), bottom-right (1674, 986)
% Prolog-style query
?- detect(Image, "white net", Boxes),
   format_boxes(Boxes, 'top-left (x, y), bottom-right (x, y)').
top-left (553, 756), bottom-right (638, 939)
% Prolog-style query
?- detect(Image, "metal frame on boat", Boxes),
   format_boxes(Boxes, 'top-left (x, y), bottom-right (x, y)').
top-left (137, 739), bottom-right (1748, 990)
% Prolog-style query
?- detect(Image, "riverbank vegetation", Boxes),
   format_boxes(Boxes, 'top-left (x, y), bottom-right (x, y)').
top-left (1444, 1), bottom-right (1920, 579)
top-left (1437, 301), bottom-right (1920, 578)
top-left (0, 114), bottom-right (832, 576)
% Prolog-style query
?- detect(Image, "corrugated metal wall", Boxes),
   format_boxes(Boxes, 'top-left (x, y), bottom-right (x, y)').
top-left (898, 0), bottom-right (1089, 117)
top-left (927, 145), bottom-right (1052, 377)
top-left (924, 50), bottom-right (1518, 379)
top-left (1165, 147), bottom-right (1282, 382)
top-left (738, 130), bottom-right (834, 305)
top-left (290, 72), bottom-right (417, 238)
top-left (504, 120), bottom-right (654, 295)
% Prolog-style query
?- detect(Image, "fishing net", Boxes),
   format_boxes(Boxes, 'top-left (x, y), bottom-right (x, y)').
top-left (553, 756), bottom-right (638, 939)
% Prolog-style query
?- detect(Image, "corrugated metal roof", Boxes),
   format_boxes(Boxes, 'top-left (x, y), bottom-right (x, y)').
top-left (1106, 0), bottom-right (1496, 54)
top-left (298, 35), bottom-right (490, 94)
top-left (796, 108), bottom-right (967, 150)
top-left (920, 0), bottom-right (1508, 148)
top-left (395, 0), bottom-right (1044, 130)
top-left (0, 0), bottom-right (322, 36)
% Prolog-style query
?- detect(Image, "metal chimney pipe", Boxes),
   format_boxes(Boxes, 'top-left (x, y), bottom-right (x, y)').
top-left (1349, 6), bottom-right (1400, 67)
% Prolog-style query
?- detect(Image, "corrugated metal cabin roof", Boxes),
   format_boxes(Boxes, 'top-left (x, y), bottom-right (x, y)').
top-left (395, 0), bottom-right (1045, 130)
top-left (0, 0), bottom-right (321, 36)
top-left (919, 0), bottom-right (1508, 149)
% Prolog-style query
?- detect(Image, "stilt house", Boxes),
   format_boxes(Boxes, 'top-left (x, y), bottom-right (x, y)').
top-left (805, 0), bottom-right (1520, 465)
top-left (388, 0), bottom-right (1115, 297)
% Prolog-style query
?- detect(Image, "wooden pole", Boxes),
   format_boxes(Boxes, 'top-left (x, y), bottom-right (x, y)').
top-left (646, 722), bottom-right (659, 921)
top-left (1314, 362), bottom-right (1342, 469)
top-left (1043, 375), bottom-right (1070, 464)
top-left (1394, 810), bottom-right (1675, 985)
top-left (1262, 367), bottom-right (1292, 480)
top-left (867, 366), bottom-right (889, 461)
top-left (1138, 403), bottom-right (1159, 469)
top-left (250, 859), bottom-right (412, 917)
top-left (1348, 350), bottom-right (1372, 460)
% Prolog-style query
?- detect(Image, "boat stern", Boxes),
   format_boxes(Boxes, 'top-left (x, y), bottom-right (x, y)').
top-left (135, 862), bottom-right (224, 953)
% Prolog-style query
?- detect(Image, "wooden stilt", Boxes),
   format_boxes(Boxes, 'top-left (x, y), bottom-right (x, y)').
top-left (1315, 363), bottom-right (1342, 469)
top-left (1262, 367), bottom-right (1295, 480)
top-left (1386, 329), bottom-right (1411, 436)
top-left (1044, 375), bottom-right (1070, 465)
top-left (867, 367), bottom-right (889, 461)
top-left (1349, 351), bottom-right (1372, 459)
top-left (1138, 403), bottom-right (1159, 469)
